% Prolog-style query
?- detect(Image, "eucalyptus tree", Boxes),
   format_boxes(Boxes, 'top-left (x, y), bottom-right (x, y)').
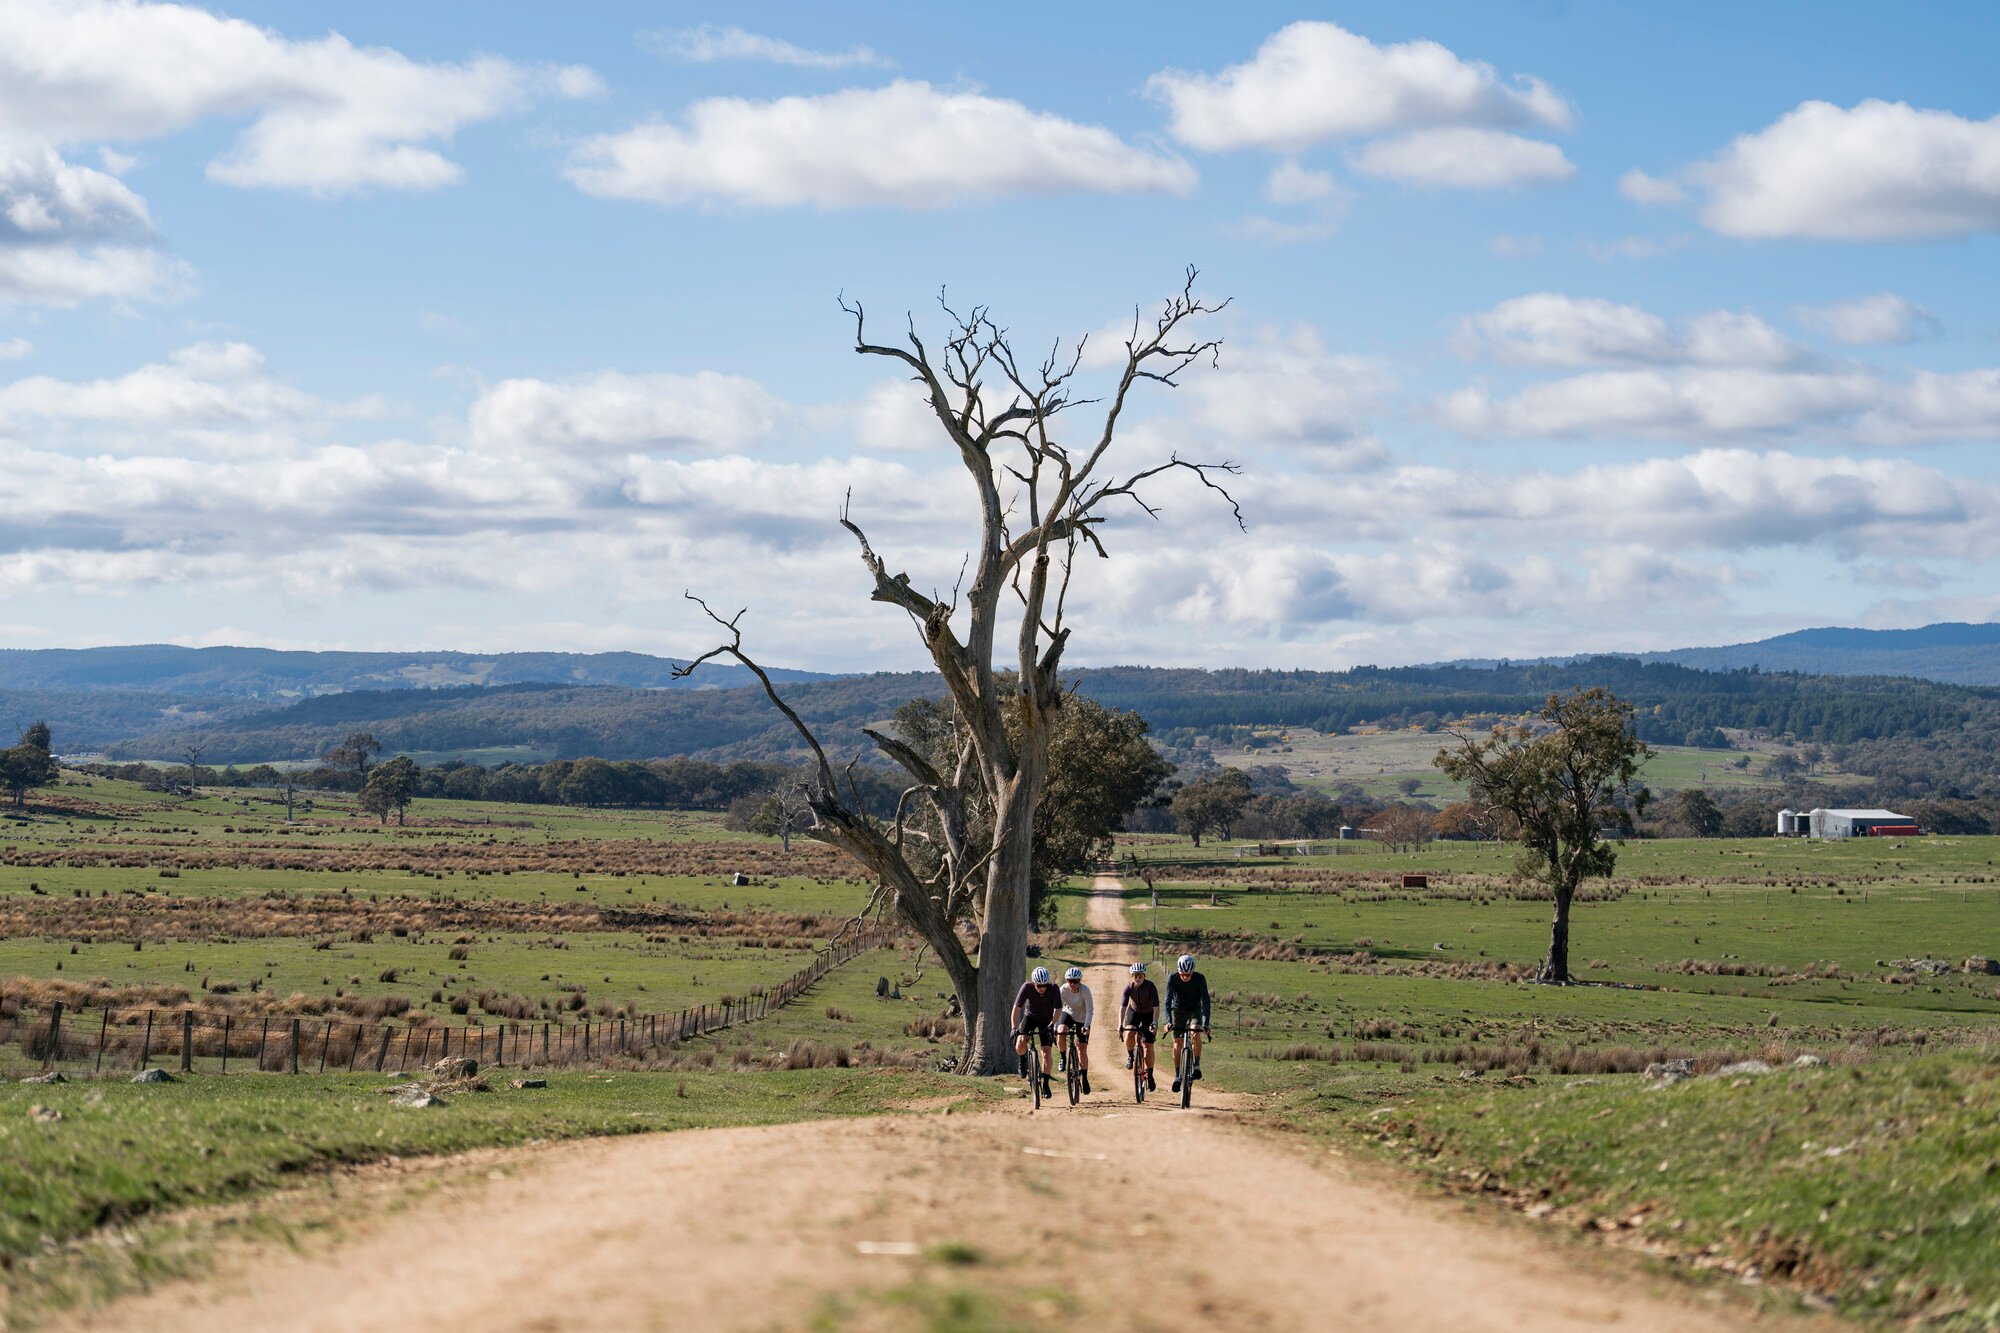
top-left (681, 270), bottom-right (1239, 1072)
top-left (1435, 688), bottom-right (1650, 983)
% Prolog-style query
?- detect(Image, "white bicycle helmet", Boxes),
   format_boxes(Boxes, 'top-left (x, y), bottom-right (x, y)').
top-left (1176, 954), bottom-right (1196, 973)
top-left (1031, 965), bottom-right (1052, 984)
top-left (1064, 966), bottom-right (1084, 981)
top-left (1129, 962), bottom-right (1147, 975)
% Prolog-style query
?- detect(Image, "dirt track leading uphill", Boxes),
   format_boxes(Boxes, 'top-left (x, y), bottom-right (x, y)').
top-left (77, 876), bottom-right (1812, 1332)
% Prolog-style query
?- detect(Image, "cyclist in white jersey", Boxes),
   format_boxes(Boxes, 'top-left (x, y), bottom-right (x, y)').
top-left (1057, 966), bottom-right (1093, 1095)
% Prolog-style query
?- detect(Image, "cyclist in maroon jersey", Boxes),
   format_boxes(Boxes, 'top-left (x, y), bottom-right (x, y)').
top-left (1120, 961), bottom-right (1159, 1092)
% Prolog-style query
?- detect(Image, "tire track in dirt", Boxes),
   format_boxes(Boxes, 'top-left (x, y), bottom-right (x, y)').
top-left (74, 875), bottom-right (1819, 1332)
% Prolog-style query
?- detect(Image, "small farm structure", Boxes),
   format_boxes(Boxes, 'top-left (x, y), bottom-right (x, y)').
top-left (1786, 807), bottom-right (1920, 839)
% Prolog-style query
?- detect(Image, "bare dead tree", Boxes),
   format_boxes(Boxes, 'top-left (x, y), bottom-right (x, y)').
top-left (181, 744), bottom-right (206, 801)
top-left (679, 269), bottom-right (1240, 1072)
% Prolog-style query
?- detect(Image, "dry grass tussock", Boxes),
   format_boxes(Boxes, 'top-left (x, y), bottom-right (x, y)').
top-left (0, 892), bottom-right (850, 944)
top-left (0, 831), bottom-right (854, 880)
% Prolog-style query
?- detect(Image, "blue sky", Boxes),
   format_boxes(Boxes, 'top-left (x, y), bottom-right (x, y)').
top-left (2, 1), bottom-right (1998, 670)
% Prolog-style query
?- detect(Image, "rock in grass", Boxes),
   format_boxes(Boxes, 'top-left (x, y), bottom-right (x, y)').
top-left (510, 1077), bottom-right (547, 1089)
top-left (29, 1104), bottom-right (62, 1122)
top-left (1712, 1059), bottom-right (1774, 1077)
top-left (431, 1056), bottom-right (477, 1080)
top-left (131, 1068), bottom-right (174, 1083)
top-left (1790, 1053), bottom-right (1827, 1068)
top-left (393, 1088), bottom-right (447, 1108)
top-left (1643, 1059), bottom-right (1693, 1086)
top-left (20, 1070), bottom-right (65, 1085)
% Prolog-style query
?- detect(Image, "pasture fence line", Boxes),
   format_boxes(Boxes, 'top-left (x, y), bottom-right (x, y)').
top-left (0, 922), bottom-right (897, 1079)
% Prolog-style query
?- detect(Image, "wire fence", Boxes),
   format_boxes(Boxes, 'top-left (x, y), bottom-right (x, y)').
top-left (1, 923), bottom-right (896, 1079)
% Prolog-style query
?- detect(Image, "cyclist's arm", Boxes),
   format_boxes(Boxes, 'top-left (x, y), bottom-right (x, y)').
top-left (1199, 977), bottom-right (1213, 1029)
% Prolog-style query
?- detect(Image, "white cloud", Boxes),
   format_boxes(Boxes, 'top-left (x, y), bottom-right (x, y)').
top-left (0, 243), bottom-right (190, 308)
top-left (1349, 128), bottom-right (1573, 190)
top-left (1148, 20), bottom-right (1569, 153)
top-left (1264, 161), bottom-right (1340, 205)
top-left (641, 24), bottom-right (891, 70)
top-left (1178, 326), bottom-right (1390, 469)
top-left (0, 337), bottom-right (30, 360)
top-left (1686, 100), bottom-right (2000, 240)
top-left (0, 341), bottom-right (356, 437)
top-left (1454, 294), bottom-right (1804, 369)
top-left (468, 370), bottom-right (781, 455)
top-left (0, 0), bottom-right (598, 195)
top-left (1617, 168), bottom-right (1685, 206)
top-left (567, 81), bottom-right (1195, 209)
top-left (1794, 293), bottom-right (1939, 345)
top-left (0, 139), bottom-right (152, 240)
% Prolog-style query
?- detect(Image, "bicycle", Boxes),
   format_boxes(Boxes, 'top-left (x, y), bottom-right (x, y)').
top-left (1059, 1023), bottom-right (1084, 1105)
top-left (1172, 1022), bottom-right (1209, 1109)
top-left (1123, 1022), bottom-right (1152, 1103)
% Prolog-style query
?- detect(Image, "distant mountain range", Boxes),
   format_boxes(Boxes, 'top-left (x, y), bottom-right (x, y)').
top-left (1628, 622), bottom-right (2000, 685)
top-left (1440, 622), bottom-right (2000, 687)
top-left (0, 645), bottom-right (832, 699)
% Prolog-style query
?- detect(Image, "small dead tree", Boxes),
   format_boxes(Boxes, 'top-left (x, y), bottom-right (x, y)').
top-left (181, 744), bottom-right (206, 801)
top-left (681, 269), bottom-right (1240, 1072)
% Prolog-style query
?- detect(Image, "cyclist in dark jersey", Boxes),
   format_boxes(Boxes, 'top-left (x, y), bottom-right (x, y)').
top-left (1012, 966), bottom-right (1060, 1098)
top-left (1165, 953), bottom-right (1211, 1093)
top-left (1120, 961), bottom-right (1160, 1092)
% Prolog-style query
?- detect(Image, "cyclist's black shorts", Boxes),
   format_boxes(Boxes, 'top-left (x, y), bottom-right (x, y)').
top-left (1056, 1016), bottom-right (1089, 1040)
top-left (1168, 1014), bottom-right (1206, 1035)
top-left (1014, 1017), bottom-right (1054, 1047)
top-left (1124, 1016), bottom-right (1156, 1041)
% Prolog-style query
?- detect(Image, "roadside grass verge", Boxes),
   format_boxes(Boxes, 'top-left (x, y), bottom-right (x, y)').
top-left (0, 1066), bottom-right (998, 1319)
top-left (1366, 1051), bottom-right (2000, 1330)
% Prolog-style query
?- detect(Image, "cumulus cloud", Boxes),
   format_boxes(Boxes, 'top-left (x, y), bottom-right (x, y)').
top-left (1684, 100), bottom-right (2000, 240)
top-left (1148, 20), bottom-right (1569, 153)
top-left (1794, 293), bottom-right (1939, 345)
top-left (0, 337), bottom-right (32, 360)
top-left (467, 370), bottom-right (781, 455)
top-left (0, 0), bottom-right (598, 195)
top-left (1454, 293), bottom-right (1804, 368)
top-left (1349, 128), bottom-right (1573, 190)
top-left (1176, 326), bottom-right (1390, 469)
top-left (1264, 161), bottom-right (1340, 205)
top-left (0, 243), bottom-right (190, 307)
top-left (641, 24), bottom-right (891, 70)
top-left (566, 81), bottom-right (1195, 209)
top-left (1617, 168), bottom-right (1685, 206)
top-left (0, 341), bottom-right (372, 448)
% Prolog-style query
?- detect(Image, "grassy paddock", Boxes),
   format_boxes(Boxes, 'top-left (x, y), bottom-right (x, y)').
top-left (1366, 1052), bottom-right (2000, 1330)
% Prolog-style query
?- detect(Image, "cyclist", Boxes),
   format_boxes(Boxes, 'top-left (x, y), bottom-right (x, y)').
top-left (1165, 953), bottom-right (1211, 1093)
top-left (1012, 965), bottom-right (1060, 1098)
top-left (1120, 961), bottom-right (1159, 1092)
top-left (1057, 965), bottom-right (1093, 1095)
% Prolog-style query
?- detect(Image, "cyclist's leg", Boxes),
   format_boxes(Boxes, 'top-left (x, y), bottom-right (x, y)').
top-left (1038, 1022), bottom-right (1055, 1076)
top-left (1074, 1026), bottom-right (1088, 1069)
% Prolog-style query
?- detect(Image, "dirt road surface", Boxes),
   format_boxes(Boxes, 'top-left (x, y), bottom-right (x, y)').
top-left (78, 876), bottom-right (1809, 1332)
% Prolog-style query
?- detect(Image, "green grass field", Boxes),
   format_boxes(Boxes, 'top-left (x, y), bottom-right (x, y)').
top-left (7, 774), bottom-right (2000, 1327)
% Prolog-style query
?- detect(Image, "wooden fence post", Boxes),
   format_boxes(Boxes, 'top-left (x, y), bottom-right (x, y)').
top-left (375, 1025), bottom-right (393, 1072)
top-left (542, 1022), bottom-right (550, 1063)
top-left (289, 1018), bottom-right (302, 1073)
top-left (43, 1001), bottom-right (63, 1071)
top-left (181, 1010), bottom-right (194, 1074)
top-left (583, 1020), bottom-right (592, 1059)
top-left (141, 1009), bottom-right (153, 1067)
top-left (95, 1007), bottom-right (110, 1071)
top-left (317, 1020), bottom-right (331, 1073)
top-left (220, 1015), bottom-right (231, 1073)
top-left (258, 1016), bottom-right (271, 1071)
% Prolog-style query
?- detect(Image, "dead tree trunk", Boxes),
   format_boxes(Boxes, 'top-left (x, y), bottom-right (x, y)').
top-left (680, 270), bottom-right (1240, 1073)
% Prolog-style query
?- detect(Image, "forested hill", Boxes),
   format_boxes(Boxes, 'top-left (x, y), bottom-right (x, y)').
top-left (1632, 622), bottom-right (2000, 685)
top-left (0, 645), bottom-right (830, 698)
top-left (82, 657), bottom-right (1999, 767)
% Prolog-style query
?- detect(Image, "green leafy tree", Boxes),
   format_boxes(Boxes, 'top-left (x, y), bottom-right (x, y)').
top-left (1171, 768), bottom-right (1252, 846)
top-left (363, 754), bottom-right (421, 825)
top-left (892, 693), bottom-right (1173, 922)
top-left (0, 721), bottom-right (58, 809)
top-left (1672, 787), bottom-right (1724, 838)
top-left (1435, 688), bottom-right (1650, 983)
top-left (324, 732), bottom-right (382, 781)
